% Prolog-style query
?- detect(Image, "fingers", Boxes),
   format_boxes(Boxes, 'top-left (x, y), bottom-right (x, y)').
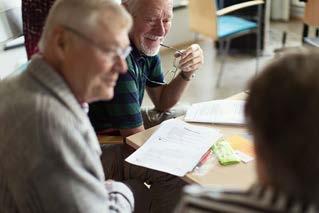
top-left (180, 59), bottom-right (202, 72)
top-left (177, 44), bottom-right (204, 72)
top-left (174, 50), bottom-right (185, 58)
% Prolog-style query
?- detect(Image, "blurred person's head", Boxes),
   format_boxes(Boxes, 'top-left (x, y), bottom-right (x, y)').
top-left (39, 0), bottom-right (132, 103)
top-left (123, 0), bottom-right (173, 56)
top-left (245, 49), bottom-right (319, 203)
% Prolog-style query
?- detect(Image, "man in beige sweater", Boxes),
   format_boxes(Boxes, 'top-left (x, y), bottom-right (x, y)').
top-left (0, 0), bottom-right (137, 212)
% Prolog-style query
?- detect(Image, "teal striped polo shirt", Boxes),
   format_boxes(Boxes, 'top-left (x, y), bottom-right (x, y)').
top-left (89, 45), bottom-right (164, 133)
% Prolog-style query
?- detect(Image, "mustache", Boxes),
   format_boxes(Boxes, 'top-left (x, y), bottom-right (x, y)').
top-left (144, 34), bottom-right (164, 40)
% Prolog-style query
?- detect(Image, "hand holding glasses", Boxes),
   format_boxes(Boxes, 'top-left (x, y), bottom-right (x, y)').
top-left (147, 43), bottom-right (203, 85)
top-left (161, 43), bottom-right (184, 84)
top-left (143, 43), bottom-right (184, 85)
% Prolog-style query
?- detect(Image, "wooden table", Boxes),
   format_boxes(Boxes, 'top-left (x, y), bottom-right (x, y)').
top-left (126, 92), bottom-right (256, 190)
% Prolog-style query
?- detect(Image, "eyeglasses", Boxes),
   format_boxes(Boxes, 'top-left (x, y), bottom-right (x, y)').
top-left (142, 57), bottom-right (179, 85)
top-left (143, 46), bottom-right (181, 85)
top-left (62, 25), bottom-right (132, 62)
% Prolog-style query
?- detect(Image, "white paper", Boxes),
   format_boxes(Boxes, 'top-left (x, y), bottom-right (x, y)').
top-left (235, 150), bottom-right (254, 163)
top-left (125, 119), bottom-right (222, 176)
top-left (184, 100), bottom-right (246, 125)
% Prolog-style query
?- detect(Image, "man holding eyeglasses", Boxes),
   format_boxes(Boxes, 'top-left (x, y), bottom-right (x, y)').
top-left (0, 0), bottom-right (139, 212)
top-left (89, 0), bottom-right (204, 136)
top-left (88, 0), bottom-right (204, 212)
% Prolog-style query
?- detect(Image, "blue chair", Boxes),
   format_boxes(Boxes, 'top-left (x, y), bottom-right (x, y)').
top-left (188, 0), bottom-right (264, 87)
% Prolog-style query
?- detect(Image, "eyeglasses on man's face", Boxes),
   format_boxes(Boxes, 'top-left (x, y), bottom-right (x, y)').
top-left (62, 25), bottom-right (132, 62)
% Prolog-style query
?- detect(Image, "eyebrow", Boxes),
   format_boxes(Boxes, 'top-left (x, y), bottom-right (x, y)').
top-left (144, 13), bottom-right (173, 20)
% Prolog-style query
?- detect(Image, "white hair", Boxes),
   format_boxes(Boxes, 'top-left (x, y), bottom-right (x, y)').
top-left (39, 0), bottom-right (132, 51)
top-left (122, 0), bottom-right (141, 16)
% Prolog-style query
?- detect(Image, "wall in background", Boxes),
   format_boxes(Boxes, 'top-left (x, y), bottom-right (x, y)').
top-left (271, 0), bottom-right (290, 21)
top-left (0, 0), bottom-right (22, 43)
top-left (0, 0), bottom-right (20, 11)
top-left (164, 6), bottom-right (194, 47)
top-left (290, 0), bottom-right (305, 18)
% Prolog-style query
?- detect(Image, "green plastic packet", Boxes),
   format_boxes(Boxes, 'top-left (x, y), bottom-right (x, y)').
top-left (212, 138), bottom-right (240, 166)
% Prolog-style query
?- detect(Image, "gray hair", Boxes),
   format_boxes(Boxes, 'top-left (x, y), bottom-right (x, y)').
top-left (39, 0), bottom-right (132, 51)
top-left (122, 0), bottom-right (141, 16)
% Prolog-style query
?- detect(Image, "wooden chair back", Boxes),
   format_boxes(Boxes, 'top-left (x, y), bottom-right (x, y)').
top-left (98, 135), bottom-right (124, 145)
top-left (188, 0), bottom-right (218, 40)
top-left (304, 0), bottom-right (319, 27)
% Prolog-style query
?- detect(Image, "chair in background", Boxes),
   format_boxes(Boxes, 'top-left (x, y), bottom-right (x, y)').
top-left (188, 0), bottom-right (264, 87)
top-left (302, 0), bottom-right (319, 47)
top-left (0, 1), bottom-right (24, 49)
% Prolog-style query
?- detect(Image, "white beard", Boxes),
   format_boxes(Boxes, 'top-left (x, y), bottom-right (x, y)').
top-left (140, 35), bottom-right (164, 56)
top-left (140, 41), bottom-right (160, 56)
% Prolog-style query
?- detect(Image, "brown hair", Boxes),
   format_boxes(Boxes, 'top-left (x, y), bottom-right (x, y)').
top-left (245, 48), bottom-right (319, 203)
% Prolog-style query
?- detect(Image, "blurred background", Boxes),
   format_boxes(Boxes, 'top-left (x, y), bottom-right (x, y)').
top-left (0, 0), bottom-right (318, 105)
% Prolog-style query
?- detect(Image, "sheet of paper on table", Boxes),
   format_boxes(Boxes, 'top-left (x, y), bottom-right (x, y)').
top-left (184, 100), bottom-right (246, 125)
top-left (125, 119), bottom-right (222, 176)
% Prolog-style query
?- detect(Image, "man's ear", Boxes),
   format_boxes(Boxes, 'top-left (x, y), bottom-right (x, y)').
top-left (52, 26), bottom-right (69, 59)
top-left (122, 1), bottom-right (128, 9)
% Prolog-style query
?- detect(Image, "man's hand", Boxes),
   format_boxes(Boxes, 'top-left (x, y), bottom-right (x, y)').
top-left (176, 44), bottom-right (204, 73)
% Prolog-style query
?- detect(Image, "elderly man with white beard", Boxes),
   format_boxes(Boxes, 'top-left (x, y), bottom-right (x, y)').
top-left (88, 0), bottom-right (204, 212)
top-left (89, 0), bottom-right (204, 136)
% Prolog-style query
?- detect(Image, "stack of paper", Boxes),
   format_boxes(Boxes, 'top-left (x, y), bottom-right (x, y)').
top-left (184, 100), bottom-right (246, 125)
top-left (125, 119), bottom-right (222, 176)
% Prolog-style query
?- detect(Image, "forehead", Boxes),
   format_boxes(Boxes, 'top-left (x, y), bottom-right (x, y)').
top-left (137, 0), bottom-right (173, 17)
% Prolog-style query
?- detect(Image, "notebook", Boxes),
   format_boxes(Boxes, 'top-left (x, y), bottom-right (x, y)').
top-left (184, 100), bottom-right (245, 125)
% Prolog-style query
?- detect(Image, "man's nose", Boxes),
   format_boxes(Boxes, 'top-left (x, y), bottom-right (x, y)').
top-left (153, 20), bottom-right (165, 36)
top-left (116, 57), bottom-right (128, 74)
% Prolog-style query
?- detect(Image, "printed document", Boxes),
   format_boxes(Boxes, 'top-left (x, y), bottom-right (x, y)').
top-left (184, 100), bottom-right (245, 125)
top-left (125, 119), bottom-right (222, 176)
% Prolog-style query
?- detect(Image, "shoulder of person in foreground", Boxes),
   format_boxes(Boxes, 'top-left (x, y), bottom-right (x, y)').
top-left (33, 90), bottom-right (134, 213)
top-left (0, 76), bottom-right (134, 213)
top-left (174, 184), bottom-right (317, 213)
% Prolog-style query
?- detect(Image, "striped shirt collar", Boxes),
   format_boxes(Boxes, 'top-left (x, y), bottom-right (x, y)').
top-left (180, 183), bottom-right (318, 213)
top-left (130, 42), bottom-right (146, 66)
top-left (248, 183), bottom-right (318, 212)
